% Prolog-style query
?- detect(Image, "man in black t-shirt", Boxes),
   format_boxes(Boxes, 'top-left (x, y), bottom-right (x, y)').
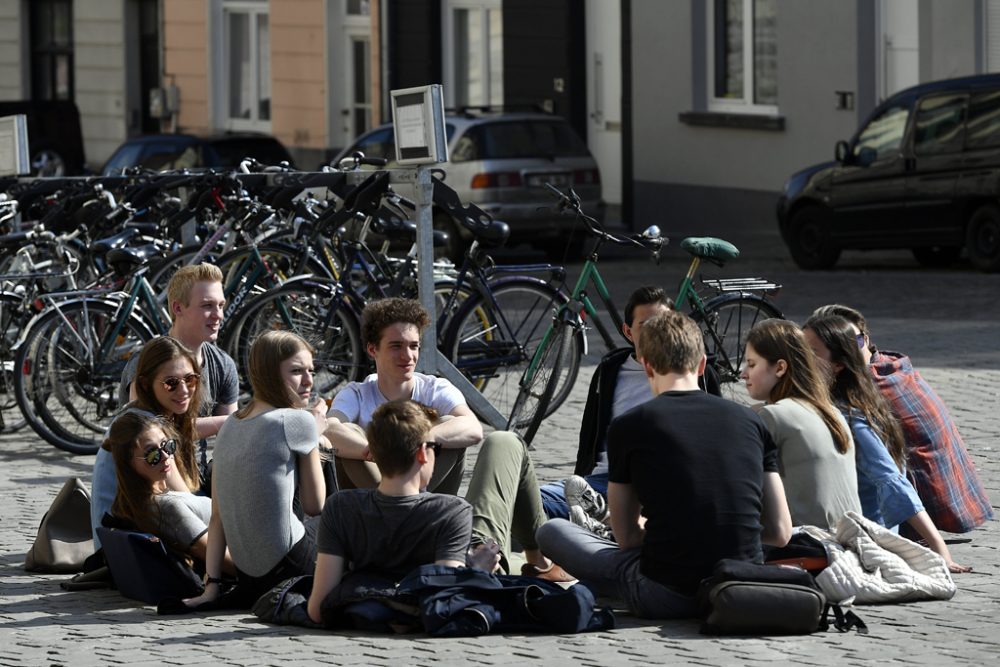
top-left (536, 310), bottom-right (792, 618)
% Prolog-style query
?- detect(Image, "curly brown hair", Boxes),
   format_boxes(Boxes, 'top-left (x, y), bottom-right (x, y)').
top-left (361, 298), bottom-right (430, 348)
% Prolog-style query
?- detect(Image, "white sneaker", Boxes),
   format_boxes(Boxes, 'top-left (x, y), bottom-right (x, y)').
top-left (569, 505), bottom-right (614, 541)
top-left (564, 475), bottom-right (609, 522)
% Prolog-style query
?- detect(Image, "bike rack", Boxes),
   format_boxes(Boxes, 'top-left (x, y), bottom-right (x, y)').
top-left (701, 277), bottom-right (782, 294)
top-left (4, 169), bottom-right (511, 431)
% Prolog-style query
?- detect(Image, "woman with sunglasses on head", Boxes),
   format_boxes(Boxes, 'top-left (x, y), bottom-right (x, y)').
top-left (802, 314), bottom-right (970, 573)
top-left (104, 412), bottom-right (235, 572)
top-left (91, 336), bottom-right (205, 548)
top-left (185, 330), bottom-right (328, 607)
top-left (741, 319), bottom-right (861, 532)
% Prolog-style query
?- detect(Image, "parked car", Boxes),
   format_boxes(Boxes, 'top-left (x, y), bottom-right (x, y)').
top-left (778, 73), bottom-right (1000, 272)
top-left (334, 109), bottom-right (604, 260)
top-left (101, 132), bottom-right (295, 176)
top-left (0, 100), bottom-right (87, 176)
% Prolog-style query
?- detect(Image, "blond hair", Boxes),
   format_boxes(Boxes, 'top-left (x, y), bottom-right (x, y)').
top-left (166, 264), bottom-right (223, 321)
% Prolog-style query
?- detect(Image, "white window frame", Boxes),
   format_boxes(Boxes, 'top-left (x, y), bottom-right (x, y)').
top-left (212, 0), bottom-right (271, 132)
top-left (706, 0), bottom-right (778, 115)
top-left (442, 0), bottom-right (503, 109)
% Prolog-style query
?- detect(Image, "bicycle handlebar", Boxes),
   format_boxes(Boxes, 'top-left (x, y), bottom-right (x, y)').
top-left (544, 182), bottom-right (667, 261)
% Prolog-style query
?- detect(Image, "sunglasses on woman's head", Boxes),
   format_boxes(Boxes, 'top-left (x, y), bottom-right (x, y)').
top-left (161, 373), bottom-right (200, 393)
top-left (136, 438), bottom-right (178, 466)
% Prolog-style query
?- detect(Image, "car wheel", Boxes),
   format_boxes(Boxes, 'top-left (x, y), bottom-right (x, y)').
top-left (966, 204), bottom-right (1000, 272)
top-left (911, 245), bottom-right (961, 268)
top-left (787, 206), bottom-right (840, 270)
top-left (31, 148), bottom-right (66, 177)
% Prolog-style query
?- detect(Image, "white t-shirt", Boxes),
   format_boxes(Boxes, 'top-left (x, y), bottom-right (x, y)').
top-left (329, 372), bottom-right (465, 428)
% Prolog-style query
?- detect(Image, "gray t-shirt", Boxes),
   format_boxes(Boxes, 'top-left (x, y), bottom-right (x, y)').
top-left (151, 491), bottom-right (212, 548)
top-left (329, 372), bottom-right (464, 429)
top-left (212, 408), bottom-right (318, 576)
top-left (593, 354), bottom-right (651, 476)
top-left (119, 340), bottom-right (239, 416)
top-left (759, 398), bottom-right (861, 532)
top-left (317, 489), bottom-right (471, 578)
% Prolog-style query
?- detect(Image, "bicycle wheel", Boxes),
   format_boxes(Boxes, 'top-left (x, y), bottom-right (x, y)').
top-left (0, 292), bottom-right (28, 432)
top-left (506, 318), bottom-right (573, 444)
top-left (223, 279), bottom-right (365, 400)
top-left (14, 299), bottom-right (156, 454)
top-left (692, 293), bottom-right (782, 397)
top-left (442, 278), bottom-right (580, 425)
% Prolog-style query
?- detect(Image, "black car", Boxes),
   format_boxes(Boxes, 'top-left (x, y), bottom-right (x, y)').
top-left (101, 132), bottom-right (295, 176)
top-left (778, 73), bottom-right (1000, 272)
top-left (0, 100), bottom-right (87, 176)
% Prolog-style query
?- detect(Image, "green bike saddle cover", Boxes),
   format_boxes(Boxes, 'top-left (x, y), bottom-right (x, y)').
top-left (679, 237), bottom-right (740, 264)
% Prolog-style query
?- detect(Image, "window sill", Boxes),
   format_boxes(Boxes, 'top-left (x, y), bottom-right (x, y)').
top-left (678, 111), bottom-right (785, 131)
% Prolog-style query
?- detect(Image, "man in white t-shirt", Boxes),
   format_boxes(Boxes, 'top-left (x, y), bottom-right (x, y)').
top-left (325, 298), bottom-right (483, 494)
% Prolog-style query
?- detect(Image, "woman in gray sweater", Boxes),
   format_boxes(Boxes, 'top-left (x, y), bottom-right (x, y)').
top-left (187, 330), bottom-right (329, 606)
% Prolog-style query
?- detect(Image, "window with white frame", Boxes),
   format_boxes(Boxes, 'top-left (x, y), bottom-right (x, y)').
top-left (223, 1), bottom-right (270, 129)
top-left (707, 0), bottom-right (778, 113)
top-left (443, 0), bottom-right (503, 108)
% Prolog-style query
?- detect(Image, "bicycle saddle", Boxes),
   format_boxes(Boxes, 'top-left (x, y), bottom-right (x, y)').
top-left (376, 217), bottom-right (450, 248)
top-left (470, 218), bottom-right (510, 248)
top-left (93, 227), bottom-right (144, 256)
top-left (105, 245), bottom-right (156, 274)
top-left (679, 237), bottom-right (740, 266)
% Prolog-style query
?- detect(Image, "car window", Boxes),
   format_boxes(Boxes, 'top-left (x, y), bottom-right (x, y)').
top-left (138, 139), bottom-right (202, 171)
top-left (853, 104), bottom-right (910, 161)
top-left (350, 127), bottom-right (396, 160)
top-left (965, 90), bottom-right (1000, 149)
top-left (210, 138), bottom-right (293, 167)
top-left (454, 121), bottom-right (590, 162)
top-left (102, 143), bottom-right (145, 175)
top-left (913, 94), bottom-right (966, 156)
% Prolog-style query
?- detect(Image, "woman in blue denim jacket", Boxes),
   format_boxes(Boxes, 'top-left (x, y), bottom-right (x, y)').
top-left (803, 314), bottom-right (970, 574)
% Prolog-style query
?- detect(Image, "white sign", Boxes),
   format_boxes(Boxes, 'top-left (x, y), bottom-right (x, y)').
top-left (0, 114), bottom-right (30, 176)
top-left (390, 84), bottom-right (448, 165)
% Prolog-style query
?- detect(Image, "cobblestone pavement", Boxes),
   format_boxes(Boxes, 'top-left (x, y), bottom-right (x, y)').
top-left (2, 238), bottom-right (999, 665)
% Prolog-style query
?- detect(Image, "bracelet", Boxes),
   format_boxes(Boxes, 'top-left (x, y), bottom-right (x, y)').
top-left (205, 576), bottom-right (224, 585)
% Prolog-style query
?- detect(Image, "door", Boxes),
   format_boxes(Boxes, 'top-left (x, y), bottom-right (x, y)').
top-left (905, 93), bottom-right (967, 245)
top-left (829, 101), bottom-right (914, 246)
top-left (585, 0), bottom-right (621, 205)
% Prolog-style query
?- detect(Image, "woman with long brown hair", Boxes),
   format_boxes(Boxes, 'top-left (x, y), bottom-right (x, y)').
top-left (91, 336), bottom-right (205, 547)
top-left (185, 330), bottom-right (328, 607)
top-left (742, 318), bottom-right (861, 531)
top-left (802, 314), bottom-right (970, 573)
top-left (105, 411), bottom-right (234, 571)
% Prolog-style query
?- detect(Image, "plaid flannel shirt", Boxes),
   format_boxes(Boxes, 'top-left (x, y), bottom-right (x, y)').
top-left (870, 351), bottom-right (993, 533)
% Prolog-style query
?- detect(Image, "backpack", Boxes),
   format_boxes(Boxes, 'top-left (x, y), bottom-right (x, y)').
top-left (698, 559), bottom-right (867, 636)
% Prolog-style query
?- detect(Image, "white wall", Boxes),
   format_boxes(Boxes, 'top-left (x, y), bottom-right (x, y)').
top-left (75, 0), bottom-right (128, 166)
top-left (0, 0), bottom-right (24, 100)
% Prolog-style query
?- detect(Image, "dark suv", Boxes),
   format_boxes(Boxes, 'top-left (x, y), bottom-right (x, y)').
top-left (778, 73), bottom-right (1000, 271)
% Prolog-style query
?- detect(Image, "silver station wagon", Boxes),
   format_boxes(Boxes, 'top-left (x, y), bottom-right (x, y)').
top-left (335, 109), bottom-right (604, 260)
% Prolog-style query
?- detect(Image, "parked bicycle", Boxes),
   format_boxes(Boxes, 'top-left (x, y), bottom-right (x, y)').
top-left (506, 184), bottom-right (783, 443)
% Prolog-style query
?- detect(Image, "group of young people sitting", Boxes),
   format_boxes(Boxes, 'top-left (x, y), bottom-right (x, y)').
top-left (91, 268), bottom-right (991, 624)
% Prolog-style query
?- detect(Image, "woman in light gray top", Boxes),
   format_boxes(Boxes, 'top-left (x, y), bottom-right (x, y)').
top-left (742, 319), bottom-right (861, 532)
top-left (186, 331), bottom-right (328, 607)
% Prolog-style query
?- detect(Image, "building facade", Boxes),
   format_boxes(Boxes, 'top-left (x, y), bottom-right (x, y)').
top-left (627, 0), bottom-right (989, 233)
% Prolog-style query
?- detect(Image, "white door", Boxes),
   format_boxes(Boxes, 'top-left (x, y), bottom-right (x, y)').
top-left (585, 0), bottom-right (621, 205)
top-left (880, 0), bottom-right (920, 99)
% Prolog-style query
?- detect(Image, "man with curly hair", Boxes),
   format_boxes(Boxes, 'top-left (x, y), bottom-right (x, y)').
top-left (325, 298), bottom-right (483, 494)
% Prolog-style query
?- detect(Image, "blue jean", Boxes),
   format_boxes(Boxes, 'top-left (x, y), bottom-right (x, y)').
top-left (535, 519), bottom-right (696, 619)
top-left (539, 472), bottom-right (609, 520)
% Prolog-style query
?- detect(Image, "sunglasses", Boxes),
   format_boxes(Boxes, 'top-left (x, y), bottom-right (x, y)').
top-left (160, 373), bottom-right (200, 393)
top-left (425, 442), bottom-right (442, 456)
top-left (855, 333), bottom-right (867, 349)
top-left (136, 438), bottom-right (178, 467)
